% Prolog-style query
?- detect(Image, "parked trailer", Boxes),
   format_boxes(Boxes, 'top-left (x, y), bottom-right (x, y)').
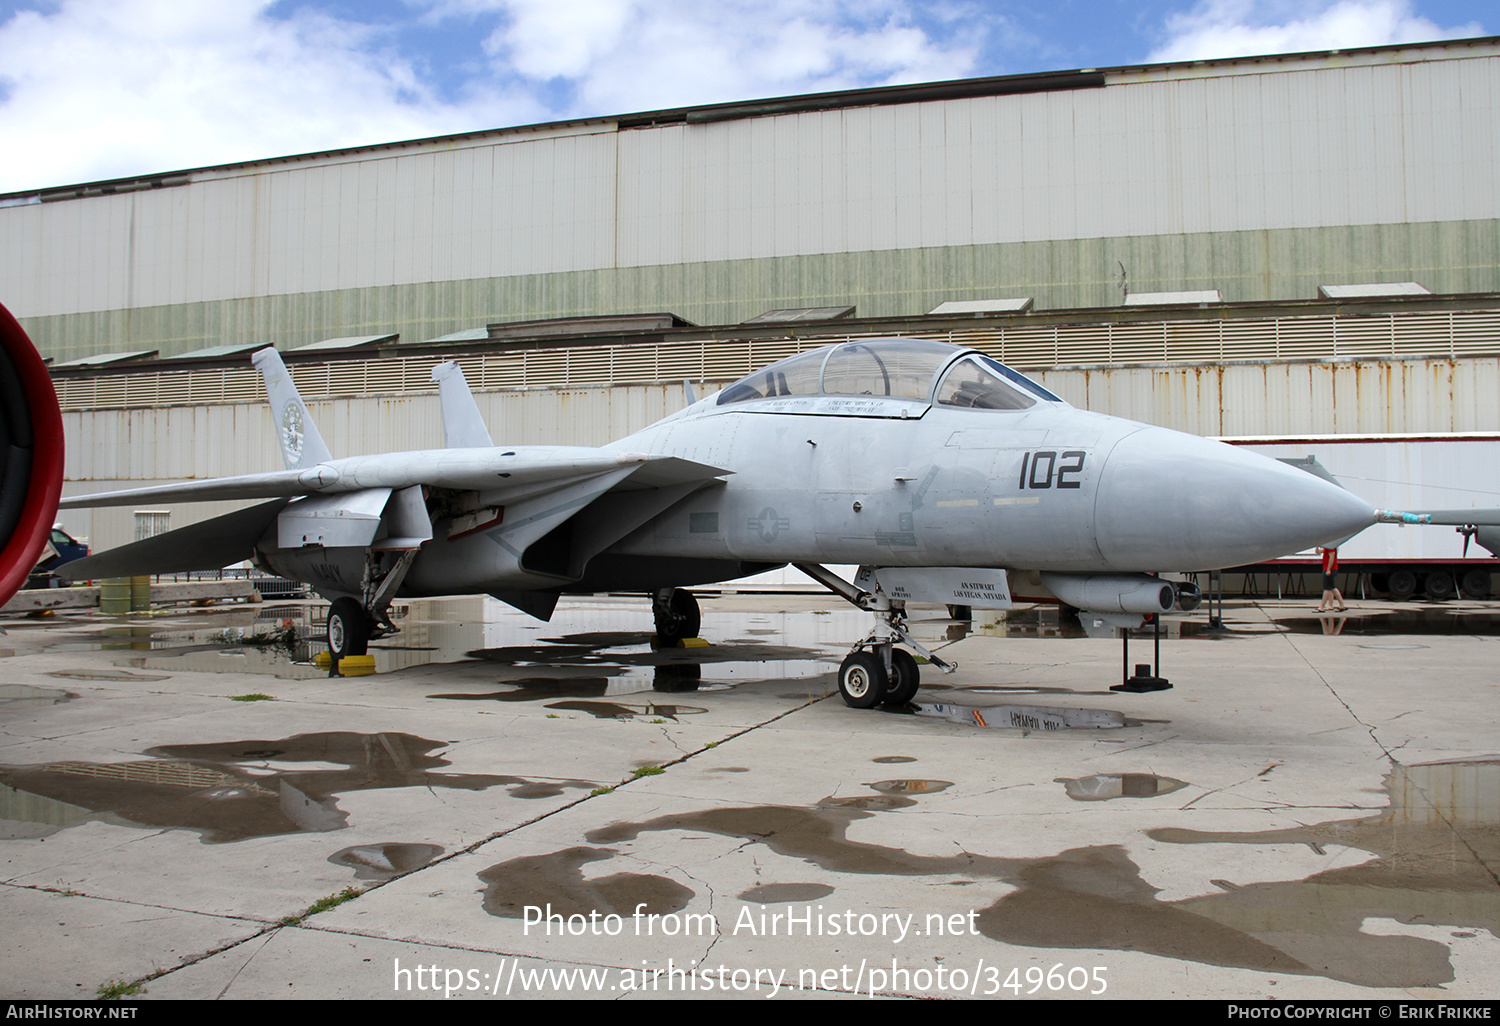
top-left (1224, 434), bottom-right (1500, 600)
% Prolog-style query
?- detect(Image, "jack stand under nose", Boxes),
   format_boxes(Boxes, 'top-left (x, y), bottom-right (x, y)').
top-left (1112, 614), bottom-right (1172, 693)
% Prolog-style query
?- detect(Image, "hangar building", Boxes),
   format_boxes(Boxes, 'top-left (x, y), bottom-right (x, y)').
top-left (6, 37), bottom-right (1499, 560)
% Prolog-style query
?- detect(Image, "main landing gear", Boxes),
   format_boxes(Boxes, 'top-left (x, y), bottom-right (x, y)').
top-left (327, 597), bottom-right (372, 659)
top-left (324, 549), bottom-right (420, 670)
top-left (795, 562), bottom-right (955, 709)
top-left (652, 588), bottom-right (701, 643)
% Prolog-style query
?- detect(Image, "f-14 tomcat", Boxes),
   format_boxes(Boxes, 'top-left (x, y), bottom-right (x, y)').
top-left (61, 337), bottom-right (1380, 707)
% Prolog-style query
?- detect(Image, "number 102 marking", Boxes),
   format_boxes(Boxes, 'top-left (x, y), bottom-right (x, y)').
top-left (1018, 450), bottom-right (1086, 489)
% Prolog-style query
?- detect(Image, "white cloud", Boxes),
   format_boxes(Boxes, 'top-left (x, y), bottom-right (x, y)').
top-left (480, 0), bottom-right (976, 114)
top-left (0, 0), bottom-right (977, 193)
top-left (0, 0), bottom-right (533, 193)
top-left (1148, 0), bottom-right (1485, 63)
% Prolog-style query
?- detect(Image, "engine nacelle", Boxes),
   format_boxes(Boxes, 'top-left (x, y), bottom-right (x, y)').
top-left (1040, 572), bottom-right (1175, 615)
top-left (0, 303), bottom-right (63, 607)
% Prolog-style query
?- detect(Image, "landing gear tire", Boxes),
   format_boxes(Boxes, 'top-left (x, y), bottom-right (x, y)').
top-left (653, 589), bottom-right (701, 643)
top-left (327, 597), bottom-right (371, 659)
top-left (882, 648), bottom-right (921, 707)
top-left (838, 651), bottom-right (889, 709)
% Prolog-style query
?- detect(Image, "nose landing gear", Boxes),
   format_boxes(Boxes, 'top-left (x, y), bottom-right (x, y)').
top-left (795, 562), bottom-right (955, 709)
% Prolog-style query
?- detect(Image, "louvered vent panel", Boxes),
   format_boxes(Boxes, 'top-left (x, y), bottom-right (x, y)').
top-left (121, 376), bottom-right (160, 407)
top-left (654, 342), bottom-right (707, 381)
top-left (1333, 317), bottom-right (1394, 358)
top-left (1108, 322), bottom-right (1167, 364)
top-left (999, 326), bottom-right (1057, 368)
top-left (357, 362), bottom-right (405, 395)
top-left (611, 346), bottom-right (661, 384)
top-left (54, 379), bottom-right (92, 410)
top-left (1165, 321), bottom-right (1222, 362)
top-left (1451, 313), bottom-right (1500, 356)
top-left (289, 365), bottom-right (327, 398)
top-left (1391, 313), bottom-right (1453, 357)
top-left (403, 360), bottom-right (440, 391)
top-left (323, 364), bottom-right (368, 397)
top-left (966, 337), bottom-right (1005, 362)
top-left (220, 370), bottom-right (261, 403)
top-left (1219, 320), bottom-right (1273, 360)
top-left (1056, 324), bottom-right (1112, 365)
top-left (1275, 318), bottom-right (1335, 359)
top-left (92, 379), bottom-right (126, 408)
top-left (482, 354), bottom-right (526, 388)
top-left (561, 349), bottom-right (611, 385)
top-left (522, 351), bottom-right (568, 387)
top-left (152, 372), bottom-right (191, 406)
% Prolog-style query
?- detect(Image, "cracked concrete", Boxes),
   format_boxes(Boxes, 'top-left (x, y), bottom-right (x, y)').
top-left (2, 594), bottom-right (1499, 999)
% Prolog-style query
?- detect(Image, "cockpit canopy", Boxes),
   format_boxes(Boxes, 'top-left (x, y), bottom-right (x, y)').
top-left (716, 338), bottom-right (1060, 410)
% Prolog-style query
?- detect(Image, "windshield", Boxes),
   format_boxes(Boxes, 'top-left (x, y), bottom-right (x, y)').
top-left (936, 357), bottom-right (1036, 410)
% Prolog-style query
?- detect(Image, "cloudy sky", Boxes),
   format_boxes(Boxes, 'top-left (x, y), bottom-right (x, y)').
top-left (0, 0), bottom-right (1488, 193)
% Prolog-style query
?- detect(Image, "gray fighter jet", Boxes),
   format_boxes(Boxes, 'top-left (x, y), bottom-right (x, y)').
top-left (60, 338), bottom-right (1379, 706)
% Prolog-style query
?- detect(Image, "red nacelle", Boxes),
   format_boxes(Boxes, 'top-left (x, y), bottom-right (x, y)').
top-left (0, 302), bottom-right (63, 607)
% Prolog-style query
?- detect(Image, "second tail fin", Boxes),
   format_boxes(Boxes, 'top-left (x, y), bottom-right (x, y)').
top-left (431, 361), bottom-right (495, 448)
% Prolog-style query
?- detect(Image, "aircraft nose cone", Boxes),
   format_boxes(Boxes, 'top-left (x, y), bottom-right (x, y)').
top-left (1094, 428), bottom-right (1376, 570)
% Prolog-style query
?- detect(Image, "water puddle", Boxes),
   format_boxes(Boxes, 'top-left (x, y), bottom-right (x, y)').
top-left (910, 702), bottom-right (1133, 731)
top-left (0, 684), bottom-right (77, 708)
top-left (540, 701), bottom-right (708, 721)
top-left (1056, 773), bottom-right (1188, 801)
top-left (738, 883), bottom-right (836, 903)
top-left (16, 597), bottom-right (856, 690)
top-left (0, 732), bottom-right (587, 842)
top-left (1274, 609), bottom-right (1500, 637)
top-left (872, 756), bottom-right (917, 764)
top-left (479, 846), bottom-right (695, 919)
top-left (330, 842), bottom-right (446, 880)
top-left (489, 757), bottom-right (1496, 987)
top-left (868, 779), bottom-right (953, 794)
top-left (816, 794), bottom-right (916, 811)
top-left (45, 669), bottom-right (169, 682)
top-left (993, 758), bottom-right (1500, 988)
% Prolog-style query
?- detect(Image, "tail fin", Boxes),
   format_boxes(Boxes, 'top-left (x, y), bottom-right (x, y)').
top-left (431, 361), bottom-right (494, 448)
top-left (253, 348), bottom-right (332, 471)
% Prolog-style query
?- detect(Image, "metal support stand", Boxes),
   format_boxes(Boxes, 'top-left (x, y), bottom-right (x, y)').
top-left (1206, 569), bottom-right (1225, 630)
top-left (1112, 614), bottom-right (1172, 693)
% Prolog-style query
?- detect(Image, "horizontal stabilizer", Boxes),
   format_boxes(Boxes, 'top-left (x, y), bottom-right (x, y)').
top-left (60, 469), bottom-right (314, 509)
top-left (58, 499), bottom-right (288, 579)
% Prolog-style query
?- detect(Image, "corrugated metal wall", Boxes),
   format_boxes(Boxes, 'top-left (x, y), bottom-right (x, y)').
top-left (7, 44), bottom-right (1500, 360)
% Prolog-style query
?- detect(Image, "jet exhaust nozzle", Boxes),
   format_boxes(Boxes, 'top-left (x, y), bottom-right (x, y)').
top-left (1041, 573), bottom-right (1175, 615)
